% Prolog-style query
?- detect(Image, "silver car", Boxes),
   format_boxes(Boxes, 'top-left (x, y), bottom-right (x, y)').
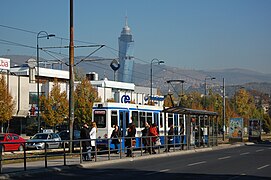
top-left (26, 133), bottom-right (62, 150)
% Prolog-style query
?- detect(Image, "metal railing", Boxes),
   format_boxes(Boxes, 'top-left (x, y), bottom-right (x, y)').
top-left (0, 134), bottom-right (218, 174)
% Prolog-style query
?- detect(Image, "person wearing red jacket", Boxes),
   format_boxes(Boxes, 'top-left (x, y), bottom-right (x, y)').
top-left (148, 123), bottom-right (158, 154)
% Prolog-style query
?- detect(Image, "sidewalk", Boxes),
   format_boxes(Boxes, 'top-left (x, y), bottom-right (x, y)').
top-left (0, 143), bottom-right (241, 179)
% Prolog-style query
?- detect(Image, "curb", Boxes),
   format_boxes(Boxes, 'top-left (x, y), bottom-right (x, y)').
top-left (0, 166), bottom-right (71, 180)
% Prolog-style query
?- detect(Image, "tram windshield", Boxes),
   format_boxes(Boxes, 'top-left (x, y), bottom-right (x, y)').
top-left (94, 110), bottom-right (106, 128)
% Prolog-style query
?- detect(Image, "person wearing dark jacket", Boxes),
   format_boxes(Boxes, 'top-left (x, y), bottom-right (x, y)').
top-left (110, 125), bottom-right (121, 153)
top-left (164, 125), bottom-right (174, 152)
top-left (126, 123), bottom-right (136, 157)
top-left (80, 123), bottom-right (91, 161)
top-left (141, 122), bottom-right (150, 153)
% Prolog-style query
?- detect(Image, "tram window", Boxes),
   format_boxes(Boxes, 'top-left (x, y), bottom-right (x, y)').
top-left (132, 111), bottom-right (139, 127)
top-left (147, 112), bottom-right (152, 125)
top-left (179, 115), bottom-right (184, 125)
top-left (140, 112), bottom-right (145, 128)
top-left (168, 113), bottom-right (173, 127)
top-left (111, 111), bottom-right (118, 127)
top-left (154, 113), bottom-right (159, 127)
top-left (160, 113), bottom-right (163, 128)
top-left (93, 110), bottom-right (106, 128)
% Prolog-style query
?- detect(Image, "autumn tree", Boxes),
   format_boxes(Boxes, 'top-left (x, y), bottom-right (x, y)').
top-left (0, 75), bottom-right (15, 132)
top-left (40, 79), bottom-right (68, 130)
top-left (74, 78), bottom-right (100, 124)
top-left (235, 89), bottom-right (256, 126)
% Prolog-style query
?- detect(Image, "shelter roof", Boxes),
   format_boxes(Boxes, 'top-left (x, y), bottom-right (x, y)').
top-left (162, 106), bottom-right (218, 116)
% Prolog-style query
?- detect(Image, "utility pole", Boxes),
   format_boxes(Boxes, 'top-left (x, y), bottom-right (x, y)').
top-left (69, 0), bottom-right (75, 152)
top-left (222, 78), bottom-right (226, 141)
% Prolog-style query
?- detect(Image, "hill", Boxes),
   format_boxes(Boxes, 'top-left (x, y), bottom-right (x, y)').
top-left (2, 55), bottom-right (271, 95)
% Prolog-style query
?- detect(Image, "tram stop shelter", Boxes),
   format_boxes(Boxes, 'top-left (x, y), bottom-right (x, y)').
top-left (162, 106), bottom-right (219, 150)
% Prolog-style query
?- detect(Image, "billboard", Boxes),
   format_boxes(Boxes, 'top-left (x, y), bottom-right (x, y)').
top-left (0, 58), bottom-right (10, 70)
top-left (229, 118), bottom-right (243, 142)
top-left (248, 119), bottom-right (261, 142)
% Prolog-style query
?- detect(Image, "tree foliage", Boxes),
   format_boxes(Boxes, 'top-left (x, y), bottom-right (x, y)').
top-left (74, 78), bottom-right (100, 124)
top-left (40, 79), bottom-right (68, 128)
top-left (0, 76), bottom-right (15, 127)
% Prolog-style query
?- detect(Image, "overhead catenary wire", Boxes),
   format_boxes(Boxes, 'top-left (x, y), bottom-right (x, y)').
top-left (0, 24), bottom-right (206, 84)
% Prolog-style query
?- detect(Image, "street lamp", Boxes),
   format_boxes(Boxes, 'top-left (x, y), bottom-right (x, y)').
top-left (150, 58), bottom-right (164, 104)
top-left (37, 31), bottom-right (55, 133)
top-left (204, 76), bottom-right (216, 109)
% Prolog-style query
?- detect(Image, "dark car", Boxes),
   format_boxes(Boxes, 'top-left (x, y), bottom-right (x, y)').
top-left (58, 130), bottom-right (81, 147)
top-left (0, 133), bottom-right (26, 152)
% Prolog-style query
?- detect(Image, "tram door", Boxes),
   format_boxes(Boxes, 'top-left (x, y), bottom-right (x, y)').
top-left (119, 110), bottom-right (129, 137)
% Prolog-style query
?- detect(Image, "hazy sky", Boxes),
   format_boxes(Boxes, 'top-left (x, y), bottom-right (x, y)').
top-left (1, 0), bottom-right (271, 74)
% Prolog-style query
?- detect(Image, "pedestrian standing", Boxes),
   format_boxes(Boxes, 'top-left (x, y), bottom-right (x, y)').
top-left (164, 124), bottom-right (174, 152)
top-left (148, 123), bottom-right (158, 154)
top-left (111, 125), bottom-right (121, 153)
top-left (141, 122), bottom-right (150, 153)
top-left (80, 123), bottom-right (91, 161)
top-left (89, 122), bottom-right (97, 159)
top-left (126, 123), bottom-right (136, 157)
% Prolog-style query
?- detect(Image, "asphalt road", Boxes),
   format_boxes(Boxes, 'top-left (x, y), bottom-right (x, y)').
top-left (9, 142), bottom-right (271, 180)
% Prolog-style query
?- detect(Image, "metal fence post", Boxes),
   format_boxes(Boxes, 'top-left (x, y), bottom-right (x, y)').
top-left (79, 140), bottom-right (82, 163)
top-left (23, 142), bottom-right (26, 171)
top-left (44, 142), bottom-right (47, 168)
top-left (63, 141), bottom-right (66, 166)
top-left (108, 138), bottom-right (111, 160)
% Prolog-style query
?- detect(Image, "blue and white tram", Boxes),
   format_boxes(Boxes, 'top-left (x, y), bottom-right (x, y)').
top-left (92, 102), bottom-right (190, 150)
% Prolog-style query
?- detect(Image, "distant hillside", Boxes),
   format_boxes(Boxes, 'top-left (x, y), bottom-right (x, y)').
top-left (2, 54), bottom-right (271, 95)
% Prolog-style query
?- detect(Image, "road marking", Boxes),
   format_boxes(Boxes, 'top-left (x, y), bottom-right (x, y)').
top-left (268, 147), bottom-right (271, 150)
top-left (257, 164), bottom-right (270, 170)
top-left (187, 161), bottom-right (206, 166)
top-left (218, 156), bottom-right (231, 160)
top-left (240, 152), bottom-right (250, 155)
top-left (256, 149), bottom-right (264, 152)
top-left (145, 169), bottom-right (170, 175)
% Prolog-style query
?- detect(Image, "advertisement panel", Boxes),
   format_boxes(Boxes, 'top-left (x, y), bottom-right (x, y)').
top-left (229, 118), bottom-right (243, 142)
top-left (248, 119), bottom-right (261, 142)
top-left (0, 58), bottom-right (10, 70)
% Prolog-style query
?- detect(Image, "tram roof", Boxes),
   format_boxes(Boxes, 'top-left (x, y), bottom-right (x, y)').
top-left (162, 106), bottom-right (218, 116)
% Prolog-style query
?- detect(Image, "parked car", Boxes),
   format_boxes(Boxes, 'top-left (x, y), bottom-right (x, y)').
top-left (58, 130), bottom-right (81, 147)
top-left (0, 133), bottom-right (26, 152)
top-left (26, 133), bottom-right (61, 150)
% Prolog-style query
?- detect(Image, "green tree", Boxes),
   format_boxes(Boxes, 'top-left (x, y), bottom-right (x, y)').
top-left (0, 75), bottom-right (15, 132)
top-left (40, 79), bottom-right (68, 130)
top-left (74, 78), bottom-right (100, 124)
